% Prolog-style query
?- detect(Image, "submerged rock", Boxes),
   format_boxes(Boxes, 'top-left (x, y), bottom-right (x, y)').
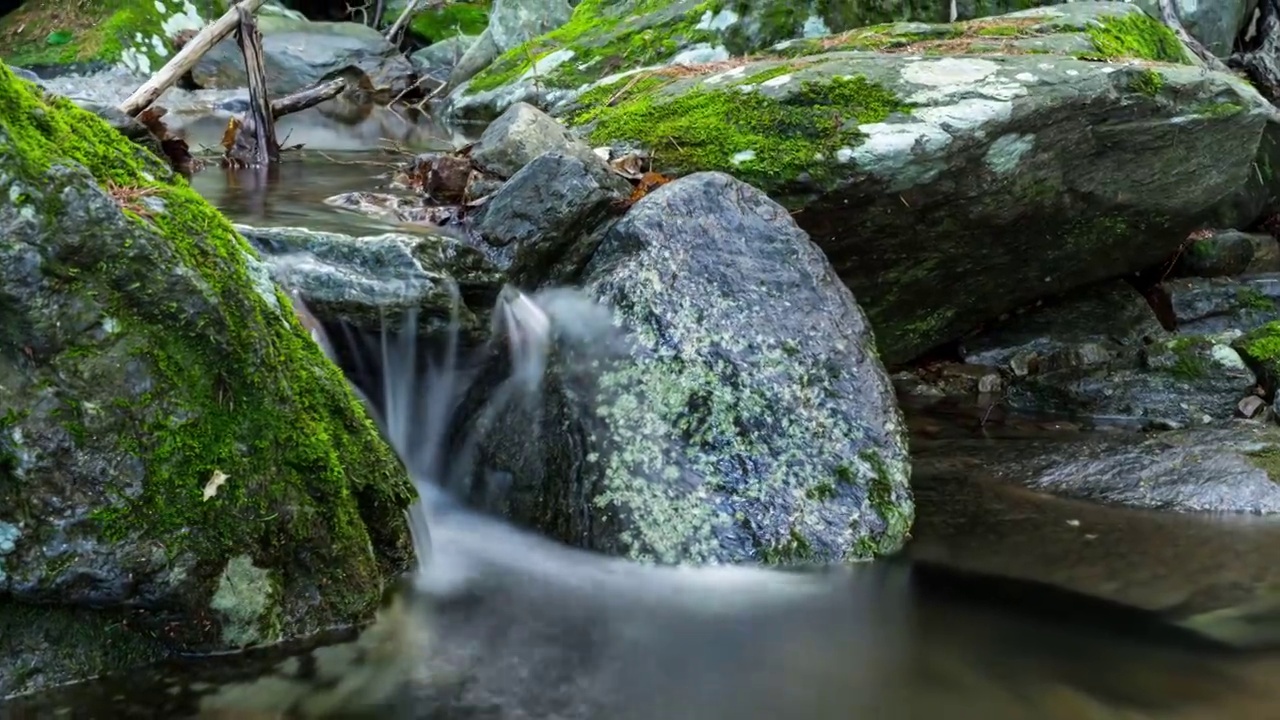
top-left (914, 421), bottom-right (1280, 513)
top-left (455, 171), bottom-right (913, 564)
top-left (192, 16), bottom-right (418, 96)
top-left (466, 2), bottom-right (1275, 364)
top-left (236, 224), bottom-right (504, 341)
top-left (0, 67), bottom-right (414, 696)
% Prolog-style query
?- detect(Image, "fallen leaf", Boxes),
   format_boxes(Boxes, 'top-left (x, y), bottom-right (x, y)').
top-left (203, 470), bottom-right (229, 501)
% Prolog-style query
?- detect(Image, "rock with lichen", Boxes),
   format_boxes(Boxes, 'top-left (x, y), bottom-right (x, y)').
top-left (0, 66), bottom-right (415, 696)
top-left (451, 171), bottom-right (913, 565)
top-left (468, 1), bottom-right (1277, 365)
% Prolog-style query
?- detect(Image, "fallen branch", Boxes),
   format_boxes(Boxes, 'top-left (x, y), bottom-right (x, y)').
top-left (118, 0), bottom-right (269, 117)
top-left (271, 78), bottom-right (346, 118)
top-left (1157, 0), bottom-right (1230, 72)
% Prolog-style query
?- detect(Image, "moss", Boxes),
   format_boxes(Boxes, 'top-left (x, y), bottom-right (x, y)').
top-left (0, 0), bottom-right (212, 70)
top-left (975, 24), bottom-right (1024, 37)
top-left (859, 449), bottom-right (912, 556)
top-left (1083, 12), bottom-right (1188, 64)
top-left (1236, 286), bottom-right (1274, 312)
top-left (577, 71), bottom-right (910, 194)
top-left (0, 65), bottom-right (413, 634)
top-left (759, 528), bottom-right (815, 565)
top-left (1129, 68), bottom-right (1164, 98)
top-left (1191, 101), bottom-right (1245, 118)
top-left (1246, 446), bottom-right (1280, 483)
top-left (466, 0), bottom-right (716, 94)
top-left (410, 1), bottom-right (490, 43)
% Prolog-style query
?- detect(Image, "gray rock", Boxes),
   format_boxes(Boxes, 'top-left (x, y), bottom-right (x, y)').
top-left (412, 34), bottom-right (477, 72)
top-left (472, 151), bottom-right (631, 283)
top-left (234, 224), bottom-right (505, 341)
top-left (192, 16), bottom-right (418, 95)
top-left (454, 172), bottom-right (913, 564)
top-left (960, 281), bottom-right (1166, 376)
top-left (470, 101), bottom-right (601, 178)
top-left (505, 2), bottom-right (1276, 364)
top-left (915, 421), bottom-right (1280, 513)
top-left (0, 79), bottom-right (413, 696)
top-left (447, 27), bottom-right (502, 89)
top-left (1164, 273), bottom-right (1280, 335)
top-left (489, 0), bottom-right (573, 53)
top-left (1132, 0), bottom-right (1252, 57)
top-left (1175, 229), bottom-right (1280, 277)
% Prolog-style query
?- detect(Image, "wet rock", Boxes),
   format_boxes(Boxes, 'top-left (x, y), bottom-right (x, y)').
top-left (472, 151), bottom-right (631, 282)
top-left (235, 224), bottom-right (504, 341)
top-left (7, 65), bottom-right (39, 83)
top-left (1132, 0), bottom-right (1252, 57)
top-left (1175, 229), bottom-right (1280, 278)
top-left (959, 281), bottom-right (1166, 376)
top-left (1009, 332), bottom-right (1257, 429)
top-left (448, 0), bottom-right (572, 87)
top-left (915, 421), bottom-right (1280, 513)
top-left (412, 34), bottom-right (477, 85)
top-left (192, 16), bottom-right (418, 96)
top-left (891, 363), bottom-right (1005, 399)
top-left (475, 2), bottom-right (1274, 364)
top-left (455, 171), bottom-right (913, 564)
top-left (1164, 273), bottom-right (1280, 335)
top-left (322, 191), bottom-right (464, 226)
top-left (0, 70), bottom-right (413, 696)
top-left (470, 101), bottom-right (601, 179)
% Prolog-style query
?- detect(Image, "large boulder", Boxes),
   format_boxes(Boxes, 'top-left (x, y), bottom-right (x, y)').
top-left (545, 3), bottom-right (1278, 364)
top-left (1131, 0), bottom-right (1253, 58)
top-left (0, 0), bottom-right (213, 73)
top-left (0, 67), bottom-right (414, 695)
top-left (452, 171), bottom-right (913, 564)
top-left (191, 16), bottom-right (418, 96)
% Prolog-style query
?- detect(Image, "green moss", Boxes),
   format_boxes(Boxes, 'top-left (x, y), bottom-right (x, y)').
top-left (410, 1), bottom-right (490, 43)
top-left (0, 65), bottom-right (413, 629)
top-left (466, 0), bottom-right (716, 94)
top-left (1246, 446), bottom-right (1280, 483)
top-left (1084, 12), bottom-right (1188, 64)
top-left (1237, 286), bottom-right (1274, 312)
top-left (759, 528), bottom-right (815, 565)
top-left (1192, 101), bottom-right (1245, 118)
top-left (859, 449), bottom-right (912, 556)
top-left (578, 71), bottom-right (910, 194)
top-left (1129, 68), bottom-right (1164, 98)
top-left (1242, 321), bottom-right (1280, 363)
top-left (0, 0), bottom-right (212, 70)
top-left (975, 24), bottom-right (1024, 37)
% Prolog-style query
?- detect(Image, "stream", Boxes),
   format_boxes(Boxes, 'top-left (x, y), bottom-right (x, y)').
top-left (8, 116), bottom-right (1280, 717)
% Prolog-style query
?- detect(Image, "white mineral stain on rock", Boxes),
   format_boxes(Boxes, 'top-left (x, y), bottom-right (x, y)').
top-left (1014, 72), bottom-right (1037, 82)
top-left (672, 43), bottom-right (729, 65)
top-left (696, 8), bottom-right (739, 32)
top-left (704, 66), bottom-right (747, 85)
top-left (1066, 69), bottom-right (1080, 75)
top-left (983, 132), bottom-right (1035, 174)
top-left (851, 122), bottom-right (953, 191)
top-left (210, 555), bottom-right (275, 647)
top-left (802, 14), bottom-right (830, 37)
top-left (762, 74), bottom-right (792, 87)
top-left (913, 98), bottom-right (1013, 134)
top-left (529, 48), bottom-right (574, 78)
top-left (901, 57), bottom-right (1000, 88)
top-left (121, 48), bottom-right (153, 75)
top-left (1211, 344), bottom-right (1248, 371)
top-left (731, 149), bottom-right (757, 165)
top-left (0, 521), bottom-right (20, 585)
top-left (161, 0), bottom-right (206, 37)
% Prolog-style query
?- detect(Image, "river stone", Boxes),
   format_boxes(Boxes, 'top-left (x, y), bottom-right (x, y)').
top-left (235, 224), bottom-right (504, 342)
top-left (491, 2), bottom-right (1276, 364)
top-left (191, 16), bottom-right (418, 95)
top-left (453, 171), bottom-right (913, 564)
top-left (472, 151), bottom-right (631, 282)
top-left (1163, 273), bottom-right (1280, 336)
top-left (470, 101), bottom-right (601, 178)
top-left (1175, 229), bottom-right (1280, 278)
top-left (0, 67), bottom-right (413, 696)
top-left (960, 280), bottom-right (1166, 376)
top-left (914, 421), bottom-right (1280, 513)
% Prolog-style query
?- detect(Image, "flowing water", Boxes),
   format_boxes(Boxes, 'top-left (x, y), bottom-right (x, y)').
top-left (8, 160), bottom-right (1280, 718)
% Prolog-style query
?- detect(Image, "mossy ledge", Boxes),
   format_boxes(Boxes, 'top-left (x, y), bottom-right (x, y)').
top-left (0, 65), bottom-right (414, 655)
top-left (570, 66), bottom-right (909, 196)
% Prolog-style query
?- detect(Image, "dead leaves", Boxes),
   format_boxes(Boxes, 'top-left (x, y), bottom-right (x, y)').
top-left (202, 470), bottom-right (229, 501)
top-left (105, 181), bottom-right (160, 218)
top-left (599, 148), bottom-right (673, 212)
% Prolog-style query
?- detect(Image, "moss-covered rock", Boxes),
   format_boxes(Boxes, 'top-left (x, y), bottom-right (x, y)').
top-left (0, 66), bottom-right (414, 695)
top-left (524, 2), bottom-right (1273, 364)
top-left (411, 1), bottom-right (491, 43)
top-left (0, 0), bottom-right (214, 74)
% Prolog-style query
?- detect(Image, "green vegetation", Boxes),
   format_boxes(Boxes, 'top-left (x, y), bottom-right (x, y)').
top-left (0, 64), bottom-right (413, 636)
top-left (410, 1), bottom-right (490, 43)
top-left (1083, 11), bottom-right (1188, 64)
top-left (1129, 68), bottom-right (1165, 98)
top-left (0, 0), bottom-right (212, 69)
top-left (573, 70), bottom-right (909, 194)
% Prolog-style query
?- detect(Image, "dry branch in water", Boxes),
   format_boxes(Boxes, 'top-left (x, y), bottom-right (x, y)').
top-left (223, 6), bottom-right (279, 166)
